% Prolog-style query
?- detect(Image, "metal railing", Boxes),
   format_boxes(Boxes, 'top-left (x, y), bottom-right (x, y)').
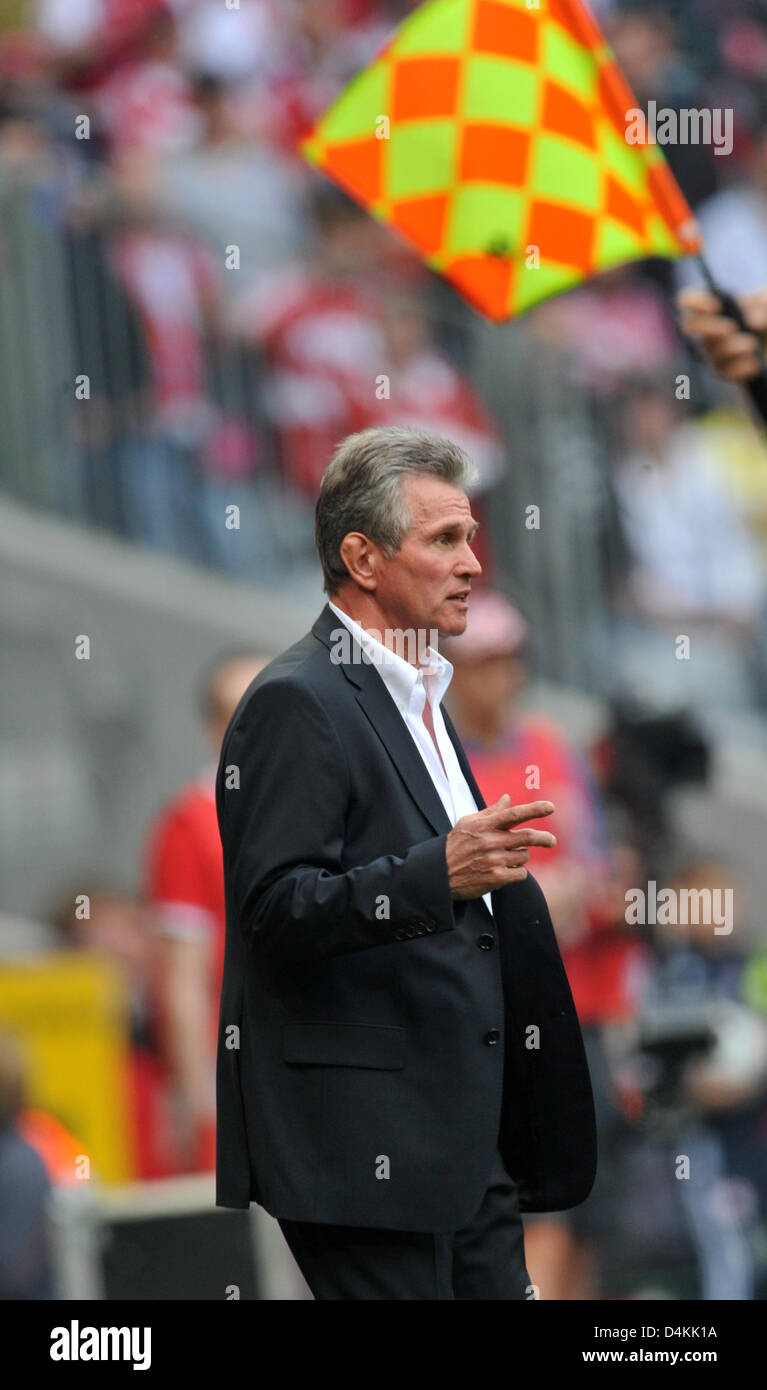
top-left (47, 1175), bottom-right (310, 1300)
top-left (0, 177), bottom-right (626, 691)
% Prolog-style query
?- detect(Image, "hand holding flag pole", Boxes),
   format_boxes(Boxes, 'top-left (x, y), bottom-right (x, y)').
top-left (690, 258), bottom-right (767, 430)
top-left (300, 0), bottom-right (766, 433)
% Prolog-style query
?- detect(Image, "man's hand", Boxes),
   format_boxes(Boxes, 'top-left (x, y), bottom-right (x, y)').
top-left (445, 794), bottom-right (557, 900)
top-left (676, 286), bottom-right (767, 383)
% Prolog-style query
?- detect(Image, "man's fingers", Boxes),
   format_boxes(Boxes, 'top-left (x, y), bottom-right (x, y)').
top-left (706, 336), bottom-right (764, 381)
top-left (676, 287), bottom-right (722, 314)
top-left (506, 828), bottom-right (557, 849)
top-left (711, 331), bottom-right (764, 363)
top-left (485, 828), bottom-right (556, 853)
top-left (488, 799), bottom-right (555, 828)
top-left (677, 286), bottom-right (767, 347)
top-left (680, 311), bottom-right (741, 342)
top-left (717, 354), bottom-right (765, 382)
top-left (742, 292), bottom-right (767, 333)
top-left (506, 847), bottom-right (530, 867)
top-left (503, 867), bottom-right (529, 883)
top-left (676, 301), bottom-right (765, 381)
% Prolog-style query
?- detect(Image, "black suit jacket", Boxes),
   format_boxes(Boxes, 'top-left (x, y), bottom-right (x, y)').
top-left (215, 603), bottom-right (597, 1232)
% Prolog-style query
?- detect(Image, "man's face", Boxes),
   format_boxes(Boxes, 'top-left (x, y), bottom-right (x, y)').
top-left (373, 474), bottom-right (483, 638)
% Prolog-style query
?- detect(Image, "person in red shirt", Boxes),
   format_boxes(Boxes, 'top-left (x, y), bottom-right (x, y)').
top-left (236, 192), bottom-right (505, 576)
top-left (441, 589), bottom-right (645, 1025)
top-left (348, 291), bottom-right (506, 582)
top-left (48, 881), bottom-right (176, 1182)
top-left (441, 589), bottom-right (647, 1297)
top-left (235, 190), bottom-right (408, 501)
top-left (144, 649), bottom-right (269, 1174)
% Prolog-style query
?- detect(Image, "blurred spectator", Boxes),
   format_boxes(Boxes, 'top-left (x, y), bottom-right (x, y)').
top-left (0, 106), bottom-right (91, 515)
top-left (594, 702), bottom-right (709, 887)
top-left (630, 855), bottom-right (767, 1298)
top-left (108, 206), bottom-right (220, 562)
top-left (151, 73), bottom-right (308, 301)
top-left (95, 6), bottom-right (202, 159)
top-left (32, 0), bottom-right (167, 93)
top-left (445, 594), bottom-right (606, 954)
top-left (60, 206), bottom-right (152, 535)
top-left (357, 291), bottom-right (506, 490)
top-left (442, 590), bottom-right (647, 1018)
top-left (107, 159), bottom-right (276, 573)
top-left (696, 405), bottom-right (767, 566)
top-left (235, 188), bottom-right (505, 577)
top-left (613, 381), bottom-right (766, 627)
top-left (176, 0), bottom-right (279, 87)
top-left (48, 882), bottom-right (175, 1181)
top-left (677, 118), bottom-right (767, 297)
top-left (143, 649), bottom-right (269, 1174)
top-left (675, 284), bottom-right (767, 706)
top-left (607, 378), bottom-right (767, 714)
top-left (606, 3), bottom-right (719, 206)
top-left (352, 291), bottom-right (506, 577)
top-left (252, 0), bottom-right (395, 163)
top-left (442, 588), bottom-right (648, 1298)
top-left (529, 267), bottom-right (680, 401)
top-left (0, 1029), bottom-right (54, 1298)
top-left (234, 188), bottom-right (401, 503)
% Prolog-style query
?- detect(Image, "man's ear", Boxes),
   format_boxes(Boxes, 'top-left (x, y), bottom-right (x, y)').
top-left (339, 532), bottom-right (378, 592)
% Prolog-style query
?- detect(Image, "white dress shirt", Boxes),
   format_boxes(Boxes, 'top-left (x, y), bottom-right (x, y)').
top-left (328, 600), bottom-right (493, 917)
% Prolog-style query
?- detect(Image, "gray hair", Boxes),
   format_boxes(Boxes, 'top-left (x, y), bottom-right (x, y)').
top-left (314, 425), bottom-right (477, 595)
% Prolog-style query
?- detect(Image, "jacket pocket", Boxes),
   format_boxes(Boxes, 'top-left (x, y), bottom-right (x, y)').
top-left (282, 1021), bottom-right (407, 1069)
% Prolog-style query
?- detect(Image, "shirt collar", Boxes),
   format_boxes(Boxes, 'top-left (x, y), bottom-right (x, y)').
top-left (327, 599), bottom-right (454, 712)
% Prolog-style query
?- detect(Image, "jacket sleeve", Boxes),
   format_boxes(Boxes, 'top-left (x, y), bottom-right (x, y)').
top-left (217, 675), bottom-right (458, 963)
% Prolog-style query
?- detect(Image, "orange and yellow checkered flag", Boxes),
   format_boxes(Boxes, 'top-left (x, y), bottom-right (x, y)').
top-left (299, 0), bottom-right (702, 321)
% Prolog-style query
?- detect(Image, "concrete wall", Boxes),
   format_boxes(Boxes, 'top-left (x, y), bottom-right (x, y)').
top-left (0, 496), bottom-right (321, 921)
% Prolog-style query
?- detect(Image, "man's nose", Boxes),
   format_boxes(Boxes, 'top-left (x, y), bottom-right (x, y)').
top-left (459, 541), bottom-right (483, 577)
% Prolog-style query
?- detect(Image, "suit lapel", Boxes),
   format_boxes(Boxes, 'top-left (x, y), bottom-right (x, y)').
top-left (312, 604), bottom-right (499, 922)
top-left (312, 604), bottom-right (453, 837)
top-left (354, 678), bottom-right (454, 837)
top-left (440, 704), bottom-right (488, 812)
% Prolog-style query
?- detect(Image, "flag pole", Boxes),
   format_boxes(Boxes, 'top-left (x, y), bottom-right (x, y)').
top-left (694, 253), bottom-right (767, 430)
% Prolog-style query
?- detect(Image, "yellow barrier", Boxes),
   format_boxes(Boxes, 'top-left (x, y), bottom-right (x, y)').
top-left (0, 951), bottom-right (134, 1183)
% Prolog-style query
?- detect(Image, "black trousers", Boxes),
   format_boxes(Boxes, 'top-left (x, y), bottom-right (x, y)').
top-left (277, 1146), bottom-right (532, 1300)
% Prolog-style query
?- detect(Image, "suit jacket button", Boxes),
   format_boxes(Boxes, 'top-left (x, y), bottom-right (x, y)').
top-left (406, 924), bottom-right (417, 938)
top-left (415, 926), bottom-right (426, 936)
top-left (394, 928), bottom-right (406, 940)
top-left (425, 923), bottom-right (436, 933)
top-left (484, 1028), bottom-right (501, 1046)
top-left (477, 933), bottom-right (494, 950)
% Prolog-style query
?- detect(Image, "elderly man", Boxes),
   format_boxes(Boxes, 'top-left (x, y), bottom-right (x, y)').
top-left (146, 650), bottom-right (270, 1176)
top-left (215, 425), bottom-right (596, 1300)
